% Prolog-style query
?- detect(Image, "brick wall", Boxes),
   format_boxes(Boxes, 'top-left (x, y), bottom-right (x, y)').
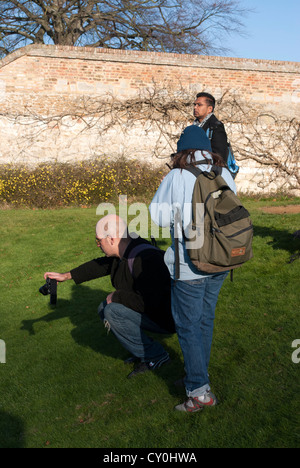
top-left (0, 44), bottom-right (299, 194)
top-left (1, 44), bottom-right (299, 113)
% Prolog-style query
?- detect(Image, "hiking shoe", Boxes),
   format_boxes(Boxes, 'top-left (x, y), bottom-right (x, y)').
top-left (175, 391), bottom-right (217, 413)
top-left (127, 354), bottom-right (170, 378)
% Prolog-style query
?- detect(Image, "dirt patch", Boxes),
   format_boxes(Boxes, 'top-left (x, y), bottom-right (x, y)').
top-left (260, 205), bottom-right (300, 214)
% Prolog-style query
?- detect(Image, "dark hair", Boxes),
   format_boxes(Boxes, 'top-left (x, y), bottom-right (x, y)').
top-left (196, 92), bottom-right (215, 110)
top-left (171, 149), bottom-right (226, 170)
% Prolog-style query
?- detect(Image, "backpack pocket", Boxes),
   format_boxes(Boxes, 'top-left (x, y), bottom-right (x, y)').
top-left (209, 218), bottom-right (253, 266)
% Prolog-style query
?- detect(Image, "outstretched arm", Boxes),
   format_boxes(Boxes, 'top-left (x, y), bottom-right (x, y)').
top-left (44, 256), bottom-right (114, 285)
top-left (44, 272), bottom-right (72, 282)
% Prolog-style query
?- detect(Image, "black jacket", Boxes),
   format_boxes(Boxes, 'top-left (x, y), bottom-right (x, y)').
top-left (70, 237), bottom-right (175, 333)
top-left (201, 114), bottom-right (228, 163)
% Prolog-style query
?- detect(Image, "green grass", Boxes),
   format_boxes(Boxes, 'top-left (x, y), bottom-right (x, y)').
top-left (0, 198), bottom-right (299, 448)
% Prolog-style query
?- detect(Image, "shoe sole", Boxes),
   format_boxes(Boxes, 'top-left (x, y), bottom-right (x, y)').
top-left (174, 396), bottom-right (217, 412)
top-left (174, 404), bottom-right (204, 413)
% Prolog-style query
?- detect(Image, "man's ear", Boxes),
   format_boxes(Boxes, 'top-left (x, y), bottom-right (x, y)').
top-left (108, 236), bottom-right (115, 246)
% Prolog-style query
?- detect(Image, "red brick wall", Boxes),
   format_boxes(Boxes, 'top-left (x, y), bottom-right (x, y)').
top-left (0, 44), bottom-right (299, 116)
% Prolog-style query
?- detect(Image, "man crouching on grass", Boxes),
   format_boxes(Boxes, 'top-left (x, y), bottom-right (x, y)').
top-left (44, 214), bottom-right (175, 378)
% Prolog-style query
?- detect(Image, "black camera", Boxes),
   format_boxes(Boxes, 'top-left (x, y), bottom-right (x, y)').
top-left (39, 278), bottom-right (57, 305)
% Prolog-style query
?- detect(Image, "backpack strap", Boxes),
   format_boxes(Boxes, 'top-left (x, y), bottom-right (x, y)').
top-left (207, 126), bottom-right (214, 140)
top-left (127, 243), bottom-right (159, 277)
top-left (174, 208), bottom-right (182, 281)
top-left (205, 121), bottom-right (223, 140)
top-left (185, 162), bottom-right (222, 178)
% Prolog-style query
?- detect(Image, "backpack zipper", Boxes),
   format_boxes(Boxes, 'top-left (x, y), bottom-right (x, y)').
top-left (224, 225), bottom-right (253, 239)
top-left (210, 224), bottom-right (253, 238)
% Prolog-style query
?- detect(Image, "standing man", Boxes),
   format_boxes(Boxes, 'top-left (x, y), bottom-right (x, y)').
top-left (193, 92), bottom-right (228, 163)
top-left (44, 215), bottom-right (175, 378)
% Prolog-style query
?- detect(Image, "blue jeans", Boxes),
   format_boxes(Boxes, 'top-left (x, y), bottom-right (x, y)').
top-left (171, 272), bottom-right (228, 397)
top-left (98, 301), bottom-right (169, 362)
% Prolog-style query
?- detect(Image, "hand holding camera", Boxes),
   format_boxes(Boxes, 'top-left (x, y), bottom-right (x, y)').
top-left (39, 277), bottom-right (57, 305)
top-left (39, 272), bottom-right (71, 305)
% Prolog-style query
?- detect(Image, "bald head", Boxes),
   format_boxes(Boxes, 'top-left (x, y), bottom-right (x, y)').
top-left (96, 214), bottom-right (128, 240)
top-left (95, 215), bottom-right (130, 258)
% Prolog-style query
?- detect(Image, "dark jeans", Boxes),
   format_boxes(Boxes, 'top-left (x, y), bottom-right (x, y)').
top-left (98, 301), bottom-right (169, 362)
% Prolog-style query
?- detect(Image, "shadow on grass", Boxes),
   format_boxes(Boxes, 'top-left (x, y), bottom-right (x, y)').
top-left (20, 284), bottom-right (183, 396)
top-left (253, 225), bottom-right (300, 262)
top-left (0, 411), bottom-right (25, 448)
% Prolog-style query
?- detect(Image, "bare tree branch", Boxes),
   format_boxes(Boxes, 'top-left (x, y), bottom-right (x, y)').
top-left (1, 84), bottom-right (298, 192)
top-left (0, 0), bottom-right (249, 57)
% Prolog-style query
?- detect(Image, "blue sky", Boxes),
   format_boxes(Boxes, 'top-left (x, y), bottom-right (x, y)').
top-left (223, 0), bottom-right (300, 62)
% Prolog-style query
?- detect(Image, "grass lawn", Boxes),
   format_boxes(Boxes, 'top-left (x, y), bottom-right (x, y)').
top-left (0, 198), bottom-right (299, 448)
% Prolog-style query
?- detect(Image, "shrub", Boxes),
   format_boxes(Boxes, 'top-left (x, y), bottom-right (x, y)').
top-left (0, 158), bottom-right (168, 208)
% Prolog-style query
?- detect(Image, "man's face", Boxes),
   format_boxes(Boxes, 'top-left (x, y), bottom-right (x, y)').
top-left (193, 97), bottom-right (213, 122)
top-left (96, 235), bottom-right (116, 257)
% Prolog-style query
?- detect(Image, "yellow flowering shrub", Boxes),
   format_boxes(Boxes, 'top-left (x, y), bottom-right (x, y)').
top-left (0, 157), bottom-right (167, 208)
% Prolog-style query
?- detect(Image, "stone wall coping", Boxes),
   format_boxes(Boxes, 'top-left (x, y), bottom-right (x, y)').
top-left (1, 44), bottom-right (299, 74)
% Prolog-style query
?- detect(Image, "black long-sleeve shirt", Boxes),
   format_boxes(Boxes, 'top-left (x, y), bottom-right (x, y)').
top-left (70, 237), bottom-right (175, 333)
